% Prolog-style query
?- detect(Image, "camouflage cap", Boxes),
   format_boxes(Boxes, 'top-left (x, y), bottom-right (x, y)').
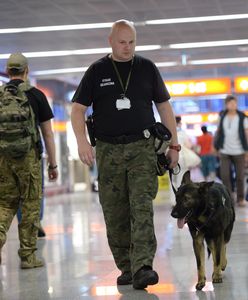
top-left (7, 53), bottom-right (28, 71)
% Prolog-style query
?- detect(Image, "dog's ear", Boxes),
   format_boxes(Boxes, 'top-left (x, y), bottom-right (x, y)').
top-left (181, 170), bottom-right (192, 185)
top-left (198, 181), bottom-right (214, 194)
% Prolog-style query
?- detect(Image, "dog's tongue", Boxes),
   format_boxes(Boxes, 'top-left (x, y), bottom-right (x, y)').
top-left (177, 218), bottom-right (186, 229)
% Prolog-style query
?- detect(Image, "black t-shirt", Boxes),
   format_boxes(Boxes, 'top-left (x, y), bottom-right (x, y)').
top-left (72, 54), bottom-right (170, 136)
top-left (8, 79), bottom-right (54, 124)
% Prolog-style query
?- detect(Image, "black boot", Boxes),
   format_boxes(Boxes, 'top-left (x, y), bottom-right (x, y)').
top-left (117, 271), bottom-right (132, 285)
top-left (133, 266), bottom-right (158, 289)
top-left (38, 226), bottom-right (46, 238)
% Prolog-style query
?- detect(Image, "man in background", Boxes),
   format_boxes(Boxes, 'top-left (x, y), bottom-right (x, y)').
top-left (214, 95), bottom-right (248, 207)
top-left (0, 53), bottom-right (58, 268)
top-left (197, 125), bottom-right (216, 181)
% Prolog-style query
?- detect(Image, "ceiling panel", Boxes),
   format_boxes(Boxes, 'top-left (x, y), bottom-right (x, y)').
top-left (0, 0), bottom-right (248, 83)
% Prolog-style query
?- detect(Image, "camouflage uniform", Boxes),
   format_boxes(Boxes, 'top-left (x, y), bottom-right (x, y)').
top-left (96, 137), bottom-right (158, 275)
top-left (0, 148), bottom-right (42, 259)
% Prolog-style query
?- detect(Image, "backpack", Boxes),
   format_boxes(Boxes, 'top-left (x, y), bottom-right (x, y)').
top-left (0, 81), bottom-right (40, 158)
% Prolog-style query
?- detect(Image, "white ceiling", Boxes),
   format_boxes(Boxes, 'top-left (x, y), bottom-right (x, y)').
top-left (1, 0), bottom-right (248, 84)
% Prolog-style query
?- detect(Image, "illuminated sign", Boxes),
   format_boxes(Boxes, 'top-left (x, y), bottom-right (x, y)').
top-left (165, 78), bottom-right (231, 96)
top-left (53, 121), bottom-right (67, 132)
top-left (234, 77), bottom-right (248, 93)
top-left (181, 113), bottom-right (219, 124)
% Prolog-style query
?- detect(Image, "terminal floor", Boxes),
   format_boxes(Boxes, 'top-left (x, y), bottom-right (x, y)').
top-left (1, 176), bottom-right (248, 300)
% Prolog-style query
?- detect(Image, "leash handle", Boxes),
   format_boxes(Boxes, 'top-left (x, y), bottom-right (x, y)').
top-left (168, 163), bottom-right (181, 195)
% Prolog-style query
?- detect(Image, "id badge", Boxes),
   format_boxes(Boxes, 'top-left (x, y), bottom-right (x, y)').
top-left (116, 96), bottom-right (131, 110)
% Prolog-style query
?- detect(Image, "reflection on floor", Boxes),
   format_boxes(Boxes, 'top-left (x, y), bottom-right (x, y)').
top-left (1, 173), bottom-right (248, 300)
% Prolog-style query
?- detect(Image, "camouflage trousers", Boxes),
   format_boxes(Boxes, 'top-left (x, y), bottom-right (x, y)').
top-left (0, 148), bottom-right (42, 259)
top-left (96, 137), bottom-right (158, 275)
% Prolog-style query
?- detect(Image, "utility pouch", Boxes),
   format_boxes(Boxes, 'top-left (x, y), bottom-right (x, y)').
top-left (86, 115), bottom-right (96, 147)
top-left (150, 122), bottom-right (172, 154)
top-left (149, 122), bottom-right (172, 176)
top-left (156, 153), bottom-right (171, 176)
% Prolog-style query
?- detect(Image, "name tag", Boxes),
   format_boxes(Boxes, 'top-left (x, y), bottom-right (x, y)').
top-left (116, 97), bottom-right (131, 110)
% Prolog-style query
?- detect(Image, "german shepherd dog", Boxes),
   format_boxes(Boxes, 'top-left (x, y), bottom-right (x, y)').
top-left (171, 171), bottom-right (235, 290)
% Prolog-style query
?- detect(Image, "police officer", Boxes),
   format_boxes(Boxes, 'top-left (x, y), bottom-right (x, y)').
top-left (0, 53), bottom-right (58, 268)
top-left (71, 20), bottom-right (179, 289)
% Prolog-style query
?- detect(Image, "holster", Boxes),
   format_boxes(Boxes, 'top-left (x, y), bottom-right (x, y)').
top-left (36, 140), bottom-right (43, 159)
top-left (85, 115), bottom-right (96, 147)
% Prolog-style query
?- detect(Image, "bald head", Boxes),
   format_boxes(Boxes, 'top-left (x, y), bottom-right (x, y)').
top-left (110, 19), bottom-right (136, 37)
top-left (109, 20), bottom-right (136, 62)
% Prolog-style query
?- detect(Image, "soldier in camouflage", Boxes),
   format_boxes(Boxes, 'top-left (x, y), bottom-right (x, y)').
top-left (0, 53), bottom-right (58, 268)
top-left (71, 20), bottom-right (179, 289)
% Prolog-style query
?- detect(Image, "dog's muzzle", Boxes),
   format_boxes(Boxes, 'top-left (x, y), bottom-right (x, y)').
top-left (171, 209), bottom-right (192, 229)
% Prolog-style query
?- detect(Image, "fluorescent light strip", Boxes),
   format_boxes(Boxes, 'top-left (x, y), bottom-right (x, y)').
top-left (190, 57), bottom-right (248, 65)
top-left (31, 56), bottom-right (248, 76)
top-left (31, 61), bottom-right (178, 76)
top-left (0, 22), bottom-right (113, 34)
top-left (0, 48), bottom-right (111, 59)
top-left (2, 37), bottom-right (244, 60)
top-left (0, 45), bottom-right (161, 60)
top-left (169, 39), bottom-right (248, 49)
top-left (155, 62), bottom-right (178, 67)
top-left (1, 13), bottom-right (248, 34)
top-left (146, 13), bottom-right (248, 25)
top-left (137, 45), bottom-right (161, 51)
top-left (32, 67), bottom-right (89, 75)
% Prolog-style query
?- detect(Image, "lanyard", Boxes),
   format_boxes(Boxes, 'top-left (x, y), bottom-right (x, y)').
top-left (111, 56), bottom-right (134, 96)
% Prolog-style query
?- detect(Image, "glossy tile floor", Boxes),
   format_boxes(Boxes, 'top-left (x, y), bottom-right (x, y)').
top-left (1, 173), bottom-right (248, 300)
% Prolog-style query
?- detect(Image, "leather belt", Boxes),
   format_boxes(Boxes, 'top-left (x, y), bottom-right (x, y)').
top-left (96, 130), bottom-right (151, 145)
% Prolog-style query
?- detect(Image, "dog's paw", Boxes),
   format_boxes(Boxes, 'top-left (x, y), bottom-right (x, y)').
top-left (195, 281), bottom-right (205, 290)
top-left (212, 274), bottom-right (223, 284)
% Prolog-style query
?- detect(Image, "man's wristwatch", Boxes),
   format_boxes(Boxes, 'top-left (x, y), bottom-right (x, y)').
top-left (169, 144), bottom-right (181, 152)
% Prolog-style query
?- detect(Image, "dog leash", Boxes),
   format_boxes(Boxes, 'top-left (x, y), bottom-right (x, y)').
top-left (168, 164), bottom-right (181, 195)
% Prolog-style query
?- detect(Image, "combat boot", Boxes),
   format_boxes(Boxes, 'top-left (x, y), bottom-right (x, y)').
top-left (133, 266), bottom-right (159, 289)
top-left (117, 271), bottom-right (132, 285)
top-left (20, 254), bottom-right (44, 269)
top-left (38, 226), bottom-right (46, 238)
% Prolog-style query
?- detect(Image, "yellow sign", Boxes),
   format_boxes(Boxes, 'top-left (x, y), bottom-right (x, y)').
top-left (165, 78), bottom-right (231, 96)
top-left (234, 77), bottom-right (248, 93)
top-left (53, 121), bottom-right (67, 132)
